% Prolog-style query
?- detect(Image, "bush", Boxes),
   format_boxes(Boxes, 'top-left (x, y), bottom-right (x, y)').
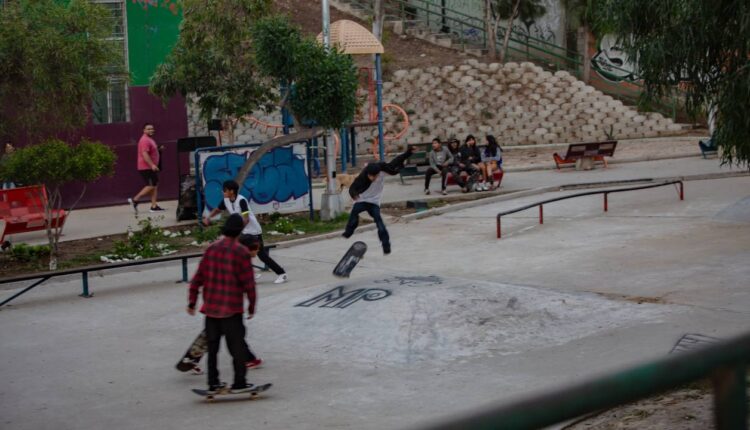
top-left (105, 217), bottom-right (175, 260)
top-left (8, 243), bottom-right (50, 262)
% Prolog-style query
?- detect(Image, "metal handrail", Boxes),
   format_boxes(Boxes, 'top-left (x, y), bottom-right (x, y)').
top-left (496, 180), bottom-right (684, 238)
top-left (0, 247), bottom-right (275, 307)
top-left (415, 331), bottom-right (749, 430)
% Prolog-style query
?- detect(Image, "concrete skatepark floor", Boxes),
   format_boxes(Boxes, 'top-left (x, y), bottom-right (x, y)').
top-left (0, 176), bottom-right (748, 430)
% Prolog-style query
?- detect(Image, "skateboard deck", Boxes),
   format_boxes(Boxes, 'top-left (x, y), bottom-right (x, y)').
top-left (333, 241), bottom-right (367, 278)
top-left (192, 383), bottom-right (272, 401)
top-left (176, 330), bottom-right (207, 372)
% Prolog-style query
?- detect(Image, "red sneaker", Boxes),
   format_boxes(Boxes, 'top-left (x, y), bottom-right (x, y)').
top-left (245, 358), bottom-right (263, 369)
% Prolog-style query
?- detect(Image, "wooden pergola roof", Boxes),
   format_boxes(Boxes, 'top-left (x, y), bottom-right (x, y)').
top-left (316, 20), bottom-right (385, 54)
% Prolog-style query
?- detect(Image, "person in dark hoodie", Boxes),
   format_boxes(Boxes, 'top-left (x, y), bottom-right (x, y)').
top-left (459, 134), bottom-right (482, 191)
top-left (343, 146), bottom-right (414, 254)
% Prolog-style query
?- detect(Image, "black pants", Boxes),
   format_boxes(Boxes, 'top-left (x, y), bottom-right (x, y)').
top-left (344, 202), bottom-right (390, 247)
top-left (448, 165), bottom-right (467, 187)
top-left (425, 166), bottom-right (449, 190)
top-left (205, 313), bottom-right (253, 388)
top-left (239, 234), bottom-right (285, 275)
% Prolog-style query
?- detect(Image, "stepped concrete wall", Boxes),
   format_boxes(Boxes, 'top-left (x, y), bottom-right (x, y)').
top-left (188, 60), bottom-right (684, 151)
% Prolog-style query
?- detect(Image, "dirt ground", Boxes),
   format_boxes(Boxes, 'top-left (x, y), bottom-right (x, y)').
top-left (564, 386), bottom-right (716, 429)
top-left (274, 0), bottom-right (471, 73)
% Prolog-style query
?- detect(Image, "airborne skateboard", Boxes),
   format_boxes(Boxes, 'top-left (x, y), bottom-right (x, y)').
top-left (176, 330), bottom-right (207, 373)
top-left (192, 383), bottom-right (273, 402)
top-left (333, 241), bottom-right (367, 278)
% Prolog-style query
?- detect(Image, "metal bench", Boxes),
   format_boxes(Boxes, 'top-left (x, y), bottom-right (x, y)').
top-left (399, 143), bottom-right (431, 184)
top-left (0, 185), bottom-right (68, 244)
top-left (553, 140), bottom-right (617, 170)
top-left (699, 138), bottom-right (718, 158)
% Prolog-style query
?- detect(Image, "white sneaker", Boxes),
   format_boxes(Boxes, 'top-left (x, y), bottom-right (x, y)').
top-left (255, 273), bottom-right (262, 280)
top-left (274, 274), bottom-right (288, 284)
top-left (424, 189), bottom-right (430, 195)
top-left (481, 182), bottom-right (488, 191)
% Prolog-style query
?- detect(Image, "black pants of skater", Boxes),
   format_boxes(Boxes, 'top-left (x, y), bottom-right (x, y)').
top-left (205, 313), bottom-right (251, 388)
top-left (425, 166), bottom-right (449, 190)
top-left (343, 202), bottom-right (390, 248)
top-left (240, 234), bottom-right (285, 275)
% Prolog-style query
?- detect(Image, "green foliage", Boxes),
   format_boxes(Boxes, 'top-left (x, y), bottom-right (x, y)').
top-left (0, 0), bottom-right (124, 143)
top-left (109, 218), bottom-right (175, 260)
top-left (150, 0), bottom-right (276, 123)
top-left (192, 223), bottom-right (221, 244)
top-left (253, 16), bottom-right (359, 129)
top-left (593, 0), bottom-right (750, 166)
top-left (9, 243), bottom-right (50, 263)
top-left (419, 125), bottom-right (431, 134)
top-left (268, 214), bottom-right (295, 234)
top-left (0, 139), bottom-right (116, 186)
top-left (493, 0), bottom-right (547, 29)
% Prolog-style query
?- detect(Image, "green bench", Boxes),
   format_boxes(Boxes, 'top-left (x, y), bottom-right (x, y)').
top-left (399, 143), bottom-right (431, 185)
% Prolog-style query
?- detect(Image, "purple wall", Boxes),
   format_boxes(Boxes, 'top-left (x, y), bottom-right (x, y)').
top-left (62, 87), bottom-right (190, 208)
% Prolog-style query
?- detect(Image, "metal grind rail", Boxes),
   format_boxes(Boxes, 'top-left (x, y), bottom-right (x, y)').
top-left (496, 180), bottom-right (684, 238)
top-left (0, 249), bottom-right (273, 308)
top-left (416, 331), bottom-right (750, 430)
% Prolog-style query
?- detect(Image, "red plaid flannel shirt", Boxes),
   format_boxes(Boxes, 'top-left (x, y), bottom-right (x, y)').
top-left (188, 237), bottom-right (256, 318)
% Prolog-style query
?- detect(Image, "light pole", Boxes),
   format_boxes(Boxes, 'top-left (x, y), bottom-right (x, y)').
top-left (320, 0), bottom-right (343, 220)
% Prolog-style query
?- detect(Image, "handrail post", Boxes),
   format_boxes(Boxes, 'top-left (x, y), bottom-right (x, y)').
top-left (680, 181), bottom-right (684, 200)
top-left (497, 216), bottom-right (502, 239)
top-left (79, 271), bottom-right (92, 298)
top-left (604, 193), bottom-right (608, 212)
top-left (539, 204), bottom-right (543, 224)
top-left (181, 257), bottom-right (189, 283)
top-left (712, 364), bottom-right (747, 430)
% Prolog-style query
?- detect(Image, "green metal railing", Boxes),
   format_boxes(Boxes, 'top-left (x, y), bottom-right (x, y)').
top-left (414, 331), bottom-right (750, 430)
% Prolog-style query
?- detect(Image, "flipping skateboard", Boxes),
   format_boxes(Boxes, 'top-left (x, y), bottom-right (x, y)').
top-left (192, 383), bottom-right (273, 402)
top-left (176, 330), bottom-right (207, 373)
top-left (333, 241), bottom-right (367, 278)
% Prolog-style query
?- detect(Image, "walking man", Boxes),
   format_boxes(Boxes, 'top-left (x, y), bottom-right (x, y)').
top-left (187, 214), bottom-right (257, 394)
top-left (128, 123), bottom-right (165, 213)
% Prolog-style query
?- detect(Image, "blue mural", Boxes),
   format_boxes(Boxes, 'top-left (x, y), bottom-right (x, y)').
top-left (201, 146), bottom-right (308, 210)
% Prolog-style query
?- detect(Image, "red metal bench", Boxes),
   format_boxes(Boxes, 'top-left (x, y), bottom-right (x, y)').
top-left (0, 185), bottom-right (68, 243)
top-left (553, 141), bottom-right (617, 170)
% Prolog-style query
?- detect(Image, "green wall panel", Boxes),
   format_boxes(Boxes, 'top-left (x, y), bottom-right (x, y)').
top-left (126, 0), bottom-right (183, 87)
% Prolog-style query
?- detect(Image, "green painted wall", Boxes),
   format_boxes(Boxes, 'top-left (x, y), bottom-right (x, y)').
top-left (126, 0), bottom-right (182, 87)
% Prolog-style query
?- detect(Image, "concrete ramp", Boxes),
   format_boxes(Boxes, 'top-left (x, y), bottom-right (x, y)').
top-left (714, 196), bottom-right (750, 224)
top-left (254, 274), bottom-right (674, 366)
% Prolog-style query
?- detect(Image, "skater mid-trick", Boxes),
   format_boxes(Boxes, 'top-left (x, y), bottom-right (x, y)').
top-left (343, 146), bottom-right (414, 255)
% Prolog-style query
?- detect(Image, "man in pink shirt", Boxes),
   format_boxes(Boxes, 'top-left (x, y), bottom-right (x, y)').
top-left (128, 123), bottom-right (165, 213)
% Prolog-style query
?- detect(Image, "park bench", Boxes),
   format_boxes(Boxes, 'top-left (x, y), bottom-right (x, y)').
top-left (698, 138), bottom-right (718, 158)
top-left (0, 185), bottom-right (68, 244)
top-left (553, 140), bottom-right (617, 170)
top-left (399, 143), bottom-right (431, 184)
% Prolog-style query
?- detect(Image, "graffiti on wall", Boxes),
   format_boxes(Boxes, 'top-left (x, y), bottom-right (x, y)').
top-left (199, 144), bottom-right (309, 214)
top-left (591, 34), bottom-right (637, 82)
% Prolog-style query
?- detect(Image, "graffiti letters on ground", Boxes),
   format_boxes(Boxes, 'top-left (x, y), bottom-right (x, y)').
top-left (200, 144), bottom-right (309, 214)
top-left (374, 275), bottom-right (443, 287)
top-left (296, 286), bottom-right (391, 309)
top-left (591, 34), bottom-right (637, 82)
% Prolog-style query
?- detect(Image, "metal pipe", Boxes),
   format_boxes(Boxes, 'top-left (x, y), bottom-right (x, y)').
top-left (539, 204), bottom-right (543, 225)
top-left (181, 258), bottom-right (189, 283)
top-left (713, 365), bottom-right (748, 430)
top-left (375, 54), bottom-right (385, 161)
top-left (604, 193), bottom-right (608, 212)
top-left (0, 276), bottom-right (50, 307)
top-left (496, 217), bottom-right (501, 239)
top-left (80, 271), bottom-right (92, 298)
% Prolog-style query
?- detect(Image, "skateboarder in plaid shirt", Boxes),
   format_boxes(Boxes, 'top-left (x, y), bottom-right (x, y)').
top-left (187, 214), bottom-right (261, 394)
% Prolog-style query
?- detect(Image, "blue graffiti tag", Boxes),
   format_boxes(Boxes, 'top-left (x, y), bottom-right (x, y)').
top-left (202, 146), bottom-right (308, 210)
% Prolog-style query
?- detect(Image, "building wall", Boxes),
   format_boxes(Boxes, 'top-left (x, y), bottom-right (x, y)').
top-left (63, 0), bottom-right (188, 208)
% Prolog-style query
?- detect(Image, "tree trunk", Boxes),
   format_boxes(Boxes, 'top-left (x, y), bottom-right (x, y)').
top-left (579, 26), bottom-right (591, 83)
top-left (485, 0), bottom-right (497, 58)
top-left (499, 0), bottom-right (521, 63)
top-left (234, 127), bottom-right (326, 187)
